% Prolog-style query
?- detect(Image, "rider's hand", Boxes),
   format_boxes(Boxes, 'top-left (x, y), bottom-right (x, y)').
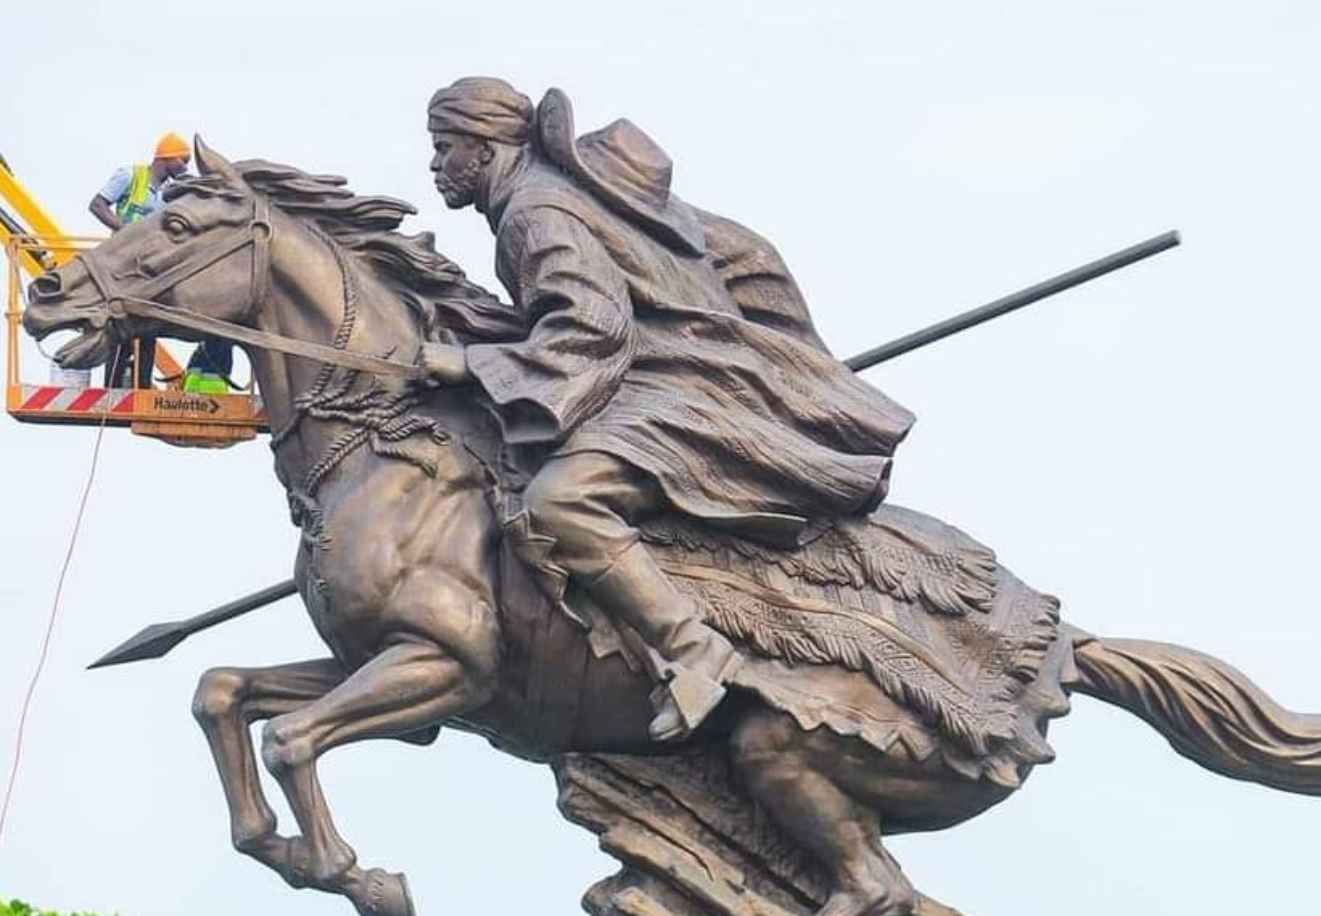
top-left (416, 342), bottom-right (472, 386)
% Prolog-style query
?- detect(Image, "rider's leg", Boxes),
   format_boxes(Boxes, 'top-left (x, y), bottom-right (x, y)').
top-left (192, 659), bottom-right (346, 884)
top-left (521, 451), bottom-right (739, 740)
top-left (591, 541), bottom-right (741, 739)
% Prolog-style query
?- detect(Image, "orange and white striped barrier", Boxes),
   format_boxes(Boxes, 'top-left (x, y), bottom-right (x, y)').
top-left (16, 384), bottom-right (136, 415)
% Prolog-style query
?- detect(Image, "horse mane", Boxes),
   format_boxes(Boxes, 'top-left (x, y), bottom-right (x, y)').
top-left (169, 161), bottom-right (524, 343)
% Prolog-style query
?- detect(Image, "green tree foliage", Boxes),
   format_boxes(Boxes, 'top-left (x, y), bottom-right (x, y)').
top-left (1, 899), bottom-right (110, 916)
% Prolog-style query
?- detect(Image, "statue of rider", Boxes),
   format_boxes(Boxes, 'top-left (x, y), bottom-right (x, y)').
top-left (419, 77), bottom-right (916, 741)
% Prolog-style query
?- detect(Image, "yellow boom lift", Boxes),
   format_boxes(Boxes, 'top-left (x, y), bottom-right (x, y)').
top-left (2, 152), bottom-right (267, 447)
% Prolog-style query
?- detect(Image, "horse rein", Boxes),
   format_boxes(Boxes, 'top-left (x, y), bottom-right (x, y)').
top-left (75, 196), bottom-right (427, 382)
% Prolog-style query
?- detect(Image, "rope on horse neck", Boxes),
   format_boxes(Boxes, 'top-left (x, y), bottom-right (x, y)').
top-left (269, 223), bottom-right (359, 453)
top-left (0, 354), bottom-right (118, 847)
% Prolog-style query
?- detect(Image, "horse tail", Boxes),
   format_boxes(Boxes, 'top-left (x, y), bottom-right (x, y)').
top-left (1068, 628), bottom-right (1321, 795)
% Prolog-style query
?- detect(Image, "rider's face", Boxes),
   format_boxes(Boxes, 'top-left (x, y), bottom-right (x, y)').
top-left (429, 131), bottom-right (490, 209)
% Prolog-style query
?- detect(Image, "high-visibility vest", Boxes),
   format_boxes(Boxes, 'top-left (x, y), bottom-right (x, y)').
top-left (114, 164), bottom-right (154, 225)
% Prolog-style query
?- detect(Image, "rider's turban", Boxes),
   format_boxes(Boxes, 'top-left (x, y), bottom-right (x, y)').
top-left (428, 77), bottom-right (534, 146)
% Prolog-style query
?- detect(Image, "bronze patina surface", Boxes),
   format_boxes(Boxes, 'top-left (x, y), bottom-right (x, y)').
top-left (22, 81), bottom-right (1321, 916)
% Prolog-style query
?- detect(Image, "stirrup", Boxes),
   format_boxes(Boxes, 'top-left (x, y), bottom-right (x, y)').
top-left (648, 669), bottom-right (729, 741)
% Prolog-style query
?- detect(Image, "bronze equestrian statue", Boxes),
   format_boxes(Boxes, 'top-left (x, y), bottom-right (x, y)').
top-left (22, 79), bottom-right (1321, 916)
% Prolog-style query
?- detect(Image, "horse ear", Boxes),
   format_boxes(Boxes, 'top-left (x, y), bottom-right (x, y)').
top-left (194, 135), bottom-right (241, 186)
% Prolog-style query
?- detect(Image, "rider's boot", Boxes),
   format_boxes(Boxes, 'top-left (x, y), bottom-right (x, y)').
top-left (587, 541), bottom-right (741, 741)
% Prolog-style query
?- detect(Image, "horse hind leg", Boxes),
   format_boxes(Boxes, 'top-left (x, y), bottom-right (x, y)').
top-left (729, 707), bottom-right (935, 916)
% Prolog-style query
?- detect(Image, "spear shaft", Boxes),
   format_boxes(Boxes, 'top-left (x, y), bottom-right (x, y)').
top-left (844, 230), bottom-right (1180, 372)
top-left (89, 230), bottom-right (1180, 669)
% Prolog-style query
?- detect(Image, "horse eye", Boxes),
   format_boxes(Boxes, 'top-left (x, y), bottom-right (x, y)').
top-left (164, 215), bottom-right (192, 239)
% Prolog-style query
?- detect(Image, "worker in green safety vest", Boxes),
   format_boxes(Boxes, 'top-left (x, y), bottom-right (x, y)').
top-left (90, 132), bottom-right (191, 232)
top-left (89, 132), bottom-right (222, 389)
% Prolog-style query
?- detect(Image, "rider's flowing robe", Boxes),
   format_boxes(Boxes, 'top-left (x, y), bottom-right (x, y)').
top-left (465, 155), bottom-right (915, 546)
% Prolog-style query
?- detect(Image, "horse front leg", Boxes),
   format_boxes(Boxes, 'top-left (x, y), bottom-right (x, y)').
top-left (259, 631), bottom-right (498, 916)
top-left (192, 658), bottom-right (347, 884)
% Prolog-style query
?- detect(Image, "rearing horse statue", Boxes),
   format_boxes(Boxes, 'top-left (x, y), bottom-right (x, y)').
top-left (23, 140), bottom-right (1321, 916)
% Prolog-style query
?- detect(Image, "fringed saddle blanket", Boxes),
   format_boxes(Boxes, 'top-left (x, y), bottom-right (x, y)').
top-left (629, 504), bottom-right (1065, 761)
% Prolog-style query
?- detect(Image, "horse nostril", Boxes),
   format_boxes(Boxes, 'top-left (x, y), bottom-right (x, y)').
top-left (31, 272), bottom-right (62, 299)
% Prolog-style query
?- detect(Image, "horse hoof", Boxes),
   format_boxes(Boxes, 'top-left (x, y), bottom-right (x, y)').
top-left (354, 868), bottom-right (415, 916)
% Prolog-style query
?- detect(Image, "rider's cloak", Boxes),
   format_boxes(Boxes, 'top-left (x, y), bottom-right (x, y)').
top-left (465, 119), bottom-right (915, 545)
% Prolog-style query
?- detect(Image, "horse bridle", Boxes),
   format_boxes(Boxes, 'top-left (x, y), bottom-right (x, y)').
top-left (74, 195), bottom-right (426, 381)
top-left (79, 195), bottom-right (273, 326)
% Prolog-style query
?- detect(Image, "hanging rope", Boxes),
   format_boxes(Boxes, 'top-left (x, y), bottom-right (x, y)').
top-left (0, 360), bottom-right (116, 847)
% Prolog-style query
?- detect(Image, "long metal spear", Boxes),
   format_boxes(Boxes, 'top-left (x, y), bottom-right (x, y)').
top-left (89, 229), bottom-right (1180, 669)
top-left (845, 230), bottom-right (1179, 371)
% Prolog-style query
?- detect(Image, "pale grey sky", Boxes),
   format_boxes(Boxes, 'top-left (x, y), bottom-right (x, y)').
top-left (3, 1), bottom-right (1320, 914)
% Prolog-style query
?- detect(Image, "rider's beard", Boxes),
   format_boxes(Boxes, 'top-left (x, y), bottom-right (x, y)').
top-left (436, 156), bottom-right (485, 209)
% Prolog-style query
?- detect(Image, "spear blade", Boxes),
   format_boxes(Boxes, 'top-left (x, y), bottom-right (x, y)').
top-left (89, 579), bottom-right (298, 669)
top-left (88, 622), bottom-right (192, 669)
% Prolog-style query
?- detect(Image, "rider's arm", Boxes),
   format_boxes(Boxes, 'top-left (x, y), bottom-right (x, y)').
top-left (464, 206), bottom-right (634, 446)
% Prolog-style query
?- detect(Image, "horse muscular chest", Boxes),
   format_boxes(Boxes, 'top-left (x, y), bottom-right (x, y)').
top-left (296, 443), bottom-right (502, 672)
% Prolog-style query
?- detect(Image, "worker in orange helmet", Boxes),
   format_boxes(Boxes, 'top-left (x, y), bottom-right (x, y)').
top-left (89, 132), bottom-right (192, 233)
top-left (90, 132), bottom-right (193, 389)
top-left (89, 132), bottom-right (232, 390)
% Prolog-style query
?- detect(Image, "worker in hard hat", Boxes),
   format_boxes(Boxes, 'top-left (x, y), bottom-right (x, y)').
top-left (89, 131), bottom-right (192, 232)
top-left (89, 132), bottom-right (192, 388)
top-left (89, 132), bottom-right (233, 391)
